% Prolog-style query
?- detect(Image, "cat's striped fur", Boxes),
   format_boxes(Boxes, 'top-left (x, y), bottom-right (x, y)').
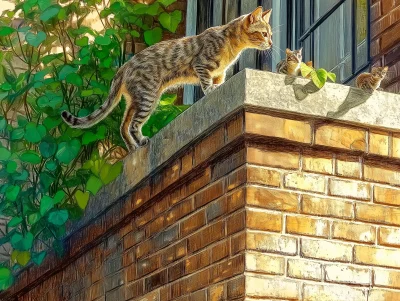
top-left (62, 6), bottom-right (273, 152)
top-left (356, 66), bottom-right (388, 93)
top-left (276, 48), bottom-right (303, 76)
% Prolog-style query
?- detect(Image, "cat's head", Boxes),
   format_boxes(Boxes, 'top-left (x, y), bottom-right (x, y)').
top-left (242, 7), bottom-right (273, 51)
top-left (286, 48), bottom-right (303, 64)
top-left (371, 66), bottom-right (389, 79)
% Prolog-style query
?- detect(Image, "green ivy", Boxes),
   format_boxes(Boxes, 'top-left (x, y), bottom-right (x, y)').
top-left (300, 62), bottom-right (337, 89)
top-left (0, 0), bottom-right (185, 290)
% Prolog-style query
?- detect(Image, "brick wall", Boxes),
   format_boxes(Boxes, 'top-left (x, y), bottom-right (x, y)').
top-left (3, 70), bottom-right (400, 300)
top-left (371, 0), bottom-right (400, 93)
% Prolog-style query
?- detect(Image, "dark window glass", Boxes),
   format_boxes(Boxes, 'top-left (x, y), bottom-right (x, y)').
top-left (295, 0), bottom-right (370, 84)
top-left (314, 1), bottom-right (352, 82)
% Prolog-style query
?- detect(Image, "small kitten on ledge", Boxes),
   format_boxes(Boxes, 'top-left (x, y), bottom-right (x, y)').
top-left (61, 7), bottom-right (273, 153)
top-left (276, 48), bottom-right (303, 76)
top-left (356, 66), bottom-right (388, 93)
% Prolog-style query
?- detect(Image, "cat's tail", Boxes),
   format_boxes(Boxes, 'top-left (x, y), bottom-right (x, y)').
top-left (61, 70), bottom-right (124, 129)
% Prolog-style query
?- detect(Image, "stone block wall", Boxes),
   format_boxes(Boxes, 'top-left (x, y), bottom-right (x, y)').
top-left (371, 0), bottom-right (400, 93)
top-left (3, 70), bottom-right (400, 300)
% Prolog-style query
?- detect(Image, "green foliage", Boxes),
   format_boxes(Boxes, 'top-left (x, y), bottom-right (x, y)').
top-left (0, 0), bottom-right (184, 290)
top-left (300, 63), bottom-right (337, 89)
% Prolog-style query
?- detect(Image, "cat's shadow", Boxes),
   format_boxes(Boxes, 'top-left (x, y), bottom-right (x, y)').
top-left (326, 87), bottom-right (373, 119)
top-left (283, 75), bottom-right (373, 119)
top-left (284, 75), bottom-right (320, 101)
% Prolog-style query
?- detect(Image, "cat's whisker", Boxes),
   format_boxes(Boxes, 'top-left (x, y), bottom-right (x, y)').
top-left (271, 24), bottom-right (284, 31)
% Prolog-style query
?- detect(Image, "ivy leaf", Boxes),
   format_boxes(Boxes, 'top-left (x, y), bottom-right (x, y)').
top-left (7, 217), bottom-right (23, 228)
top-left (86, 175), bottom-right (103, 195)
top-left (45, 160), bottom-right (57, 171)
top-left (38, 0), bottom-right (51, 10)
top-left (76, 36), bottom-right (88, 47)
top-left (0, 116), bottom-right (6, 130)
top-left (160, 93), bottom-right (177, 105)
top-left (39, 136), bottom-right (57, 158)
top-left (25, 31), bottom-right (47, 47)
top-left (48, 210), bottom-right (68, 226)
top-left (144, 27), bottom-right (162, 46)
top-left (54, 190), bottom-right (65, 204)
top-left (32, 251), bottom-right (47, 265)
top-left (159, 11), bottom-right (182, 33)
top-left (59, 65), bottom-right (79, 80)
top-left (75, 190), bottom-right (90, 209)
top-left (40, 5), bottom-right (61, 21)
top-left (28, 212), bottom-right (41, 225)
top-left (95, 35), bottom-right (111, 46)
top-left (146, 2), bottom-right (161, 16)
top-left (327, 72), bottom-right (337, 83)
top-left (56, 139), bottom-right (81, 164)
top-left (40, 195), bottom-right (54, 216)
top-left (0, 267), bottom-right (13, 290)
top-left (158, 0), bottom-right (177, 7)
top-left (0, 26), bottom-right (16, 36)
top-left (81, 90), bottom-right (93, 97)
top-left (11, 128), bottom-right (25, 140)
top-left (11, 250), bottom-right (31, 266)
top-left (20, 151), bottom-right (41, 164)
top-left (1, 82), bottom-right (12, 91)
top-left (52, 239), bottom-right (65, 257)
top-left (300, 62), bottom-right (314, 78)
top-left (42, 53), bottom-right (63, 64)
top-left (43, 116), bottom-right (62, 130)
top-left (6, 185), bottom-right (20, 201)
top-left (40, 172), bottom-right (55, 191)
top-left (13, 170), bottom-right (29, 181)
top-left (17, 115), bottom-right (28, 127)
top-left (100, 161), bottom-right (122, 185)
top-left (25, 122), bottom-right (46, 143)
top-left (66, 73), bottom-right (83, 86)
top-left (0, 148), bottom-right (11, 160)
top-left (11, 232), bottom-right (33, 251)
top-left (6, 161), bottom-right (17, 173)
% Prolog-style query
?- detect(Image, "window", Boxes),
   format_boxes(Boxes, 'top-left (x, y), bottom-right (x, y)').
top-left (292, 0), bottom-right (370, 83)
top-left (184, 0), bottom-right (371, 104)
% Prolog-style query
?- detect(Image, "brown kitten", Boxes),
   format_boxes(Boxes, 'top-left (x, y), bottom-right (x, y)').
top-left (62, 6), bottom-right (273, 152)
top-left (276, 48), bottom-right (303, 76)
top-left (356, 66), bottom-right (388, 93)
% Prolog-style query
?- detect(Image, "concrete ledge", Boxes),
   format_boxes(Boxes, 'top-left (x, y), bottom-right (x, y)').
top-left (70, 69), bottom-right (400, 235)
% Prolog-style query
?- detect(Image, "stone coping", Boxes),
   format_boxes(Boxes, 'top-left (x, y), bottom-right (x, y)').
top-left (68, 68), bottom-right (400, 236)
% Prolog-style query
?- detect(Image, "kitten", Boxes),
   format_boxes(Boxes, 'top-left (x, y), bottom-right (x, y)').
top-left (62, 6), bottom-right (273, 152)
top-left (356, 66), bottom-right (388, 93)
top-left (276, 48), bottom-right (303, 76)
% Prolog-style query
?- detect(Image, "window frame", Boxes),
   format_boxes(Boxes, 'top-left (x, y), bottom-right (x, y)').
top-left (289, 0), bottom-right (371, 84)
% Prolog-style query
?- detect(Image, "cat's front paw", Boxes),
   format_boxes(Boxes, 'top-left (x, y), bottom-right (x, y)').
top-left (204, 85), bottom-right (219, 95)
top-left (139, 137), bottom-right (150, 147)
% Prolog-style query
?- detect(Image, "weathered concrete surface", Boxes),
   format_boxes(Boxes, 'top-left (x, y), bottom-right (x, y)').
top-left (69, 69), bottom-right (400, 235)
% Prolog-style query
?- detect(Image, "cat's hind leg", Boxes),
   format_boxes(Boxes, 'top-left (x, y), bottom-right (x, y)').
top-left (120, 104), bottom-right (139, 152)
top-left (127, 92), bottom-right (158, 148)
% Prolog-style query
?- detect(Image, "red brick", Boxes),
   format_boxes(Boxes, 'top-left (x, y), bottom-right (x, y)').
top-left (227, 210), bottom-right (246, 235)
top-left (194, 180), bottom-right (224, 208)
top-left (194, 127), bottom-right (225, 165)
top-left (180, 210), bottom-right (206, 237)
top-left (226, 112), bottom-right (244, 143)
top-left (188, 220), bottom-right (225, 253)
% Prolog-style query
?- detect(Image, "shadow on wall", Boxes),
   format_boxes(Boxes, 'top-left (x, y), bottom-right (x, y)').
top-left (284, 75), bottom-right (373, 119)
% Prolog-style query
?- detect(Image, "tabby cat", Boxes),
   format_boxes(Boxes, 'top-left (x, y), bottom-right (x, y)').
top-left (62, 6), bottom-right (273, 152)
top-left (356, 66), bottom-right (388, 93)
top-left (276, 48), bottom-right (303, 76)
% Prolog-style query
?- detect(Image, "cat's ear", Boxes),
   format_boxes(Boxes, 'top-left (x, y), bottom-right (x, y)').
top-left (298, 47), bottom-right (303, 53)
top-left (262, 9), bottom-right (272, 23)
top-left (383, 66), bottom-right (389, 72)
top-left (285, 48), bottom-right (291, 55)
top-left (249, 6), bottom-right (263, 24)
